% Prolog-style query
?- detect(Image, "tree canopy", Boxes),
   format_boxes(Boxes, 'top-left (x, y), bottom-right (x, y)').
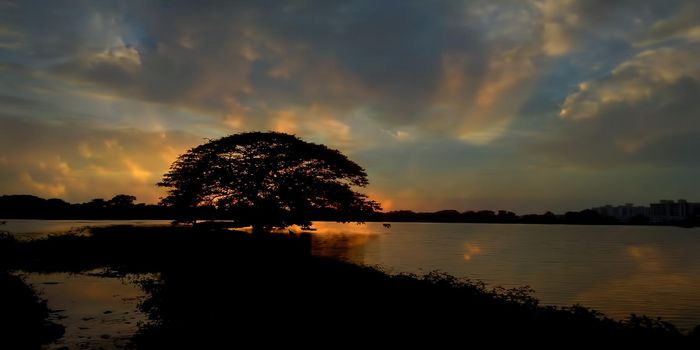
top-left (158, 132), bottom-right (381, 232)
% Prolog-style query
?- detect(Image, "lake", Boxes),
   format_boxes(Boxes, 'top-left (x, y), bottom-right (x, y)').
top-left (4, 219), bottom-right (700, 332)
top-left (311, 222), bottom-right (700, 330)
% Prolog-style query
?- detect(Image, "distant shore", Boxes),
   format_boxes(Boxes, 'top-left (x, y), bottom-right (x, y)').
top-left (1, 217), bottom-right (697, 228)
top-left (2, 194), bottom-right (698, 227)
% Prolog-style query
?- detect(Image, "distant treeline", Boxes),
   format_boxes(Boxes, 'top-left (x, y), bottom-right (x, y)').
top-left (0, 194), bottom-right (693, 226)
top-left (379, 209), bottom-right (621, 225)
top-left (0, 194), bottom-right (175, 220)
top-left (0, 194), bottom-right (373, 221)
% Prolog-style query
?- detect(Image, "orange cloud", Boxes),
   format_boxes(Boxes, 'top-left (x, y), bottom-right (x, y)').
top-left (0, 118), bottom-right (201, 203)
top-left (431, 47), bottom-right (537, 145)
top-left (20, 172), bottom-right (67, 197)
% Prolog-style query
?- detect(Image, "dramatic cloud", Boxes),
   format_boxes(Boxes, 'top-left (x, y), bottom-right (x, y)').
top-left (2, 0), bottom-right (700, 211)
top-left (0, 117), bottom-right (200, 203)
top-left (6, 1), bottom-right (561, 143)
top-left (540, 46), bottom-right (700, 166)
top-left (637, 1), bottom-right (700, 45)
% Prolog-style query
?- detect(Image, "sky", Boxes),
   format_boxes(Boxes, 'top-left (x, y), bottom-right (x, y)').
top-left (1, 0), bottom-right (699, 213)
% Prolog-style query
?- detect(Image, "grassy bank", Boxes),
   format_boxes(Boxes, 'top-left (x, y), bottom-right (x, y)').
top-left (2, 226), bottom-right (699, 347)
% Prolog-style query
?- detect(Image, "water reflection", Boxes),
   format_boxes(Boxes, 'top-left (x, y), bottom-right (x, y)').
top-left (573, 244), bottom-right (700, 329)
top-left (626, 245), bottom-right (663, 271)
top-left (24, 271), bottom-right (151, 350)
top-left (6, 220), bottom-right (700, 330)
top-left (3, 219), bottom-right (173, 240)
top-left (463, 242), bottom-right (483, 261)
top-left (302, 222), bottom-right (700, 330)
top-left (298, 222), bottom-right (379, 264)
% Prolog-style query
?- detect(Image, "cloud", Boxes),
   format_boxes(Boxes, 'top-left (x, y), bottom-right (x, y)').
top-left (637, 1), bottom-right (700, 46)
top-left (534, 0), bottom-right (681, 55)
top-left (53, 41), bottom-right (142, 89)
top-left (0, 24), bottom-right (23, 49)
top-left (3, 0), bottom-right (700, 211)
top-left (0, 117), bottom-right (201, 203)
top-left (535, 46), bottom-right (700, 166)
top-left (89, 41), bottom-right (141, 70)
top-left (6, 1), bottom-right (694, 146)
top-left (7, 0), bottom-right (573, 145)
top-left (428, 46), bottom-right (538, 144)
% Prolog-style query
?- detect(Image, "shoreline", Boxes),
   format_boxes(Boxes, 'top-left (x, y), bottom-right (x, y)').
top-left (2, 217), bottom-right (698, 228)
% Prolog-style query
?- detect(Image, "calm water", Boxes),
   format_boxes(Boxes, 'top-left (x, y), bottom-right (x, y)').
top-left (1, 219), bottom-right (173, 240)
top-left (25, 272), bottom-right (149, 350)
top-left (310, 222), bottom-right (700, 330)
top-left (4, 219), bottom-right (700, 330)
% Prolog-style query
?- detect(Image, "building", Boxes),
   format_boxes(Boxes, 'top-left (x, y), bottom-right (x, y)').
top-left (593, 203), bottom-right (650, 222)
top-left (593, 200), bottom-right (699, 224)
top-left (649, 199), bottom-right (699, 223)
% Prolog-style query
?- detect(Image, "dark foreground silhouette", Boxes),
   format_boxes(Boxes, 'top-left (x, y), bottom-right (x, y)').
top-left (0, 272), bottom-right (64, 350)
top-left (2, 227), bottom-right (700, 347)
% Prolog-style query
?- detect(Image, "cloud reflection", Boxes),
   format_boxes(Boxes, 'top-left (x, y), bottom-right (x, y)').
top-left (463, 242), bottom-right (483, 261)
top-left (573, 244), bottom-right (700, 329)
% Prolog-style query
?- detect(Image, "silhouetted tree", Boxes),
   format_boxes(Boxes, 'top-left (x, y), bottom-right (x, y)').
top-left (158, 132), bottom-right (381, 233)
top-left (86, 198), bottom-right (107, 208)
top-left (108, 194), bottom-right (137, 208)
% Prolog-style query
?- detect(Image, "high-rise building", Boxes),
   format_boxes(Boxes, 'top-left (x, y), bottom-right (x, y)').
top-left (594, 200), bottom-right (699, 224)
top-left (593, 203), bottom-right (649, 222)
top-left (649, 199), bottom-right (697, 223)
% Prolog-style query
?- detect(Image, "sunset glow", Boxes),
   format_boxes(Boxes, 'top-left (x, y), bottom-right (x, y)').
top-left (2, 1), bottom-right (700, 212)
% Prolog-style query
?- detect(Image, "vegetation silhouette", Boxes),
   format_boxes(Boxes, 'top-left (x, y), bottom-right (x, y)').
top-left (2, 227), bottom-right (700, 347)
top-left (4, 193), bottom-right (688, 226)
top-left (0, 270), bottom-right (64, 349)
top-left (382, 208), bottom-right (621, 225)
top-left (0, 194), bottom-right (174, 220)
top-left (158, 132), bottom-right (380, 233)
